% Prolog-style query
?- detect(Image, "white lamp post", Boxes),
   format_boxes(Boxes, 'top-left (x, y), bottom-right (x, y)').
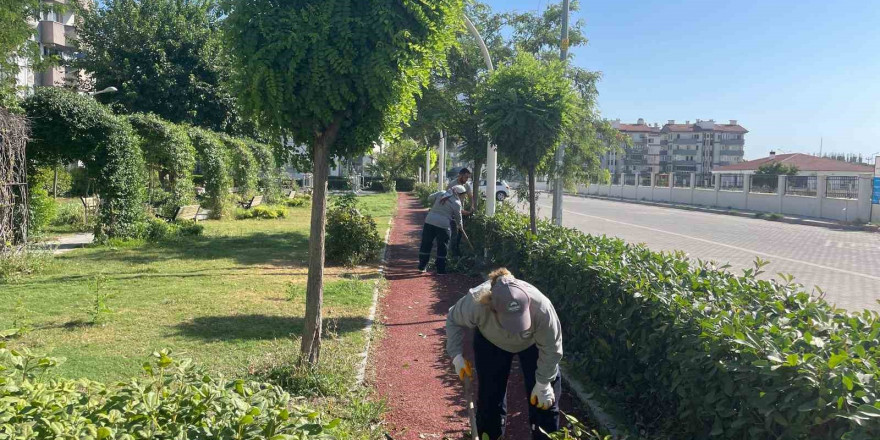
top-left (463, 15), bottom-right (497, 217)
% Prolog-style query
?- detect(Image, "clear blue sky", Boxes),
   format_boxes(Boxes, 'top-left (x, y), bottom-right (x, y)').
top-left (484, 0), bottom-right (880, 160)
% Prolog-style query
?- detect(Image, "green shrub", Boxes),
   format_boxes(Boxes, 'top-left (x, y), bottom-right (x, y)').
top-left (0, 344), bottom-right (341, 439)
top-left (140, 218), bottom-right (204, 242)
top-left (51, 199), bottom-right (95, 232)
top-left (326, 195), bottom-right (382, 266)
top-left (413, 182), bottom-right (437, 208)
top-left (26, 170), bottom-right (56, 234)
top-left (236, 205), bottom-right (288, 220)
top-left (245, 139), bottom-right (283, 203)
top-left (461, 206), bottom-right (880, 440)
top-left (0, 248), bottom-right (53, 283)
top-left (188, 127), bottom-right (231, 218)
top-left (220, 135), bottom-right (258, 199)
top-left (24, 88), bottom-right (148, 239)
top-left (285, 195), bottom-right (311, 208)
top-left (129, 113), bottom-right (197, 217)
top-left (395, 178), bottom-right (415, 192)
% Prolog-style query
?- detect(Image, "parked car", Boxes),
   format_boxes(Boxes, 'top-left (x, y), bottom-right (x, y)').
top-left (478, 180), bottom-right (511, 201)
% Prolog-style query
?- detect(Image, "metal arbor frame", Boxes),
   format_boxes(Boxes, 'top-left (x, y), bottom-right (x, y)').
top-left (0, 109), bottom-right (29, 248)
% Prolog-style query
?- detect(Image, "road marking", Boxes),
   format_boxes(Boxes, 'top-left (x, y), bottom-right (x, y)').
top-left (536, 201), bottom-right (880, 283)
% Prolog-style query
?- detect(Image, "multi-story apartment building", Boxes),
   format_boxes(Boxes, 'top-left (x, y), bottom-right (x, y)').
top-left (604, 118), bottom-right (661, 175)
top-left (15, 0), bottom-right (86, 94)
top-left (603, 118), bottom-right (747, 175)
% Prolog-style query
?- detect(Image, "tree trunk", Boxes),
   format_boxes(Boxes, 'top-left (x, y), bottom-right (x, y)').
top-left (53, 164), bottom-right (58, 199)
top-left (528, 166), bottom-right (537, 235)
top-left (300, 122), bottom-right (339, 366)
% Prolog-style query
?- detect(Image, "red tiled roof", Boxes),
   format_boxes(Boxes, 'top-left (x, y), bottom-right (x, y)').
top-left (715, 153), bottom-right (874, 173)
top-left (662, 124), bottom-right (695, 132)
top-left (713, 124), bottom-right (748, 133)
top-left (616, 123), bottom-right (660, 133)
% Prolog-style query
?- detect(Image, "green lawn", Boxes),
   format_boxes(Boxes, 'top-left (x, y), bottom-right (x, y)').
top-left (2, 192), bottom-right (396, 383)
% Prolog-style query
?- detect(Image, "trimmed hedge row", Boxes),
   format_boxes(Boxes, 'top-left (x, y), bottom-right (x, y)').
top-left (462, 206), bottom-right (880, 440)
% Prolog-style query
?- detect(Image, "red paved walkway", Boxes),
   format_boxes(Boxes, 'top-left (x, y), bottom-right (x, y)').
top-left (375, 194), bottom-right (579, 440)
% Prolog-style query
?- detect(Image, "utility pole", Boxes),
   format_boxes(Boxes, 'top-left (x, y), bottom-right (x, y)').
top-left (551, 0), bottom-right (570, 226)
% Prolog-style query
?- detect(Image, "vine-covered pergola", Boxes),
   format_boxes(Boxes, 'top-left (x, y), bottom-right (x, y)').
top-left (0, 109), bottom-right (29, 247)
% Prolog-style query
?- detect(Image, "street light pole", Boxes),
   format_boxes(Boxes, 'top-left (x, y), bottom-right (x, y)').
top-left (463, 14), bottom-right (497, 217)
top-left (551, 0), bottom-right (570, 226)
top-left (90, 86), bottom-right (118, 96)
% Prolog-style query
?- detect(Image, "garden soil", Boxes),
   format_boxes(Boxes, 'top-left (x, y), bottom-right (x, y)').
top-left (374, 194), bottom-right (581, 440)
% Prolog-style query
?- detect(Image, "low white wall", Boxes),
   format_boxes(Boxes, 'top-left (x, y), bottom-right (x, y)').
top-left (653, 187), bottom-right (671, 203)
top-left (746, 193), bottom-right (780, 213)
top-left (671, 188), bottom-right (692, 205)
top-left (782, 195), bottom-right (820, 218)
top-left (577, 178), bottom-right (873, 223)
top-left (692, 189), bottom-right (717, 207)
top-left (717, 190), bottom-right (747, 210)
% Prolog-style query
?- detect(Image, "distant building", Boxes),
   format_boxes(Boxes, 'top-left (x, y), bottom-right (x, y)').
top-left (15, 0), bottom-right (88, 95)
top-left (713, 152), bottom-right (874, 177)
top-left (604, 119), bottom-right (747, 175)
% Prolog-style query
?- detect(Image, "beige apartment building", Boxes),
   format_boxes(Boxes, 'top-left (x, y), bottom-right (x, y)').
top-left (15, 0), bottom-right (87, 93)
top-left (603, 119), bottom-right (747, 176)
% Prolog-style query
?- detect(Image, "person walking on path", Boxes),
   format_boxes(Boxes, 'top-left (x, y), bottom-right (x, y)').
top-left (446, 268), bottom-right (564, 440)
top-left (447, 168), bottom-right (474, 256)
top-left (418, 184), bottom-right (466, 274)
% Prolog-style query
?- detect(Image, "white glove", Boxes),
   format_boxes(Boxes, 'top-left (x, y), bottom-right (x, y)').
top-left (452, 354), bottom-right (473, 381)
top-left (530, 381), bottom-right (555, 410)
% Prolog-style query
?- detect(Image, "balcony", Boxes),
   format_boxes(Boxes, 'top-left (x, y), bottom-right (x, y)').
top-left (672, 149), bottom-right (698, 156)
top-left (673, 138), bottom-right (700, 145)
top-left (719, 149), bottom-right (744, 156)
top-left (627, 146), bottom-right (648, 154)
top-left (64, 24), bottom-right (77, 42)
top-left (721, 138), bottom-right (744, 146)
top-left (38, 66), bottom-right (66, 87)
top-left (39, 21), bottom-right (66, 47)
top-left (625, 159), bottom-right (648, 166)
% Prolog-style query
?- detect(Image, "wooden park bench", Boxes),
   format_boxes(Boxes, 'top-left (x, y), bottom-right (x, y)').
top-left (157, 204), bottom-right (203, 222)
top-left (238, 195), bottom-right (263, 210)
top-left (80, 196), bottom-right (100, 224)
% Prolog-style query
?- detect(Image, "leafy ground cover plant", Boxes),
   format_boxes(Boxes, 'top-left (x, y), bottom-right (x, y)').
top-left (460, 205), bottom-right (880, 440)
top-left (235, 205), bottom-right (288, 220)
top-left (0, 344), bottom-right (341, 439)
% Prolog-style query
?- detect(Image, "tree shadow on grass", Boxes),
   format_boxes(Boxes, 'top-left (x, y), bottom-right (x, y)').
top-left (76, 231), bottom-right (310, 267)
top-left (169, 314), bottom-right (365, 342)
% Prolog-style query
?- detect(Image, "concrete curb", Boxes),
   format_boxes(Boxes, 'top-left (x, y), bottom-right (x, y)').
top-left (546, 190), bottom-right (878, 233)
top-left (354, 215), bottom-right (394, 387)
top-left (560, 370), bottom-right (625, 438)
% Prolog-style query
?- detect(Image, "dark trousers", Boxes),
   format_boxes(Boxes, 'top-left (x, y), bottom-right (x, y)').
top-left (450, 219), bottom-right (462, 256)
top-left (418, 223), bottom-right (450, 273)
top-left (474, 330), bottom-right (561, 440)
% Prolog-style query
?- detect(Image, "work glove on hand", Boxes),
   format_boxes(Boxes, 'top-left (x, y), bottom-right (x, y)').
top-left (452, 354), bottom-right (473, 381)
top-left (530, 381), bottom-right (555, 410)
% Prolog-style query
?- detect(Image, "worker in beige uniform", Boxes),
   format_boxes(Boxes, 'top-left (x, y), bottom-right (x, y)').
top-left (446, 268), bottom-right (563, 440)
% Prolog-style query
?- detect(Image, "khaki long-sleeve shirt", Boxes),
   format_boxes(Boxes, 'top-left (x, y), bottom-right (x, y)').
top-left (446, 280), bottom-right (563, 384)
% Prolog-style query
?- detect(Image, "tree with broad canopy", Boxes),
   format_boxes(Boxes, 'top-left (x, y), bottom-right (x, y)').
top-left (223, 0), bottom-right (463, 365)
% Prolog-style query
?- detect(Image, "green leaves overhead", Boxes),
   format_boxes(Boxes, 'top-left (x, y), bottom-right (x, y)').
top-left (476, 51), bottom-right (574, 172)
top-left (75, 0), bottom-right (241, 133)
top-left (223, 0), bottom-right (464, 159)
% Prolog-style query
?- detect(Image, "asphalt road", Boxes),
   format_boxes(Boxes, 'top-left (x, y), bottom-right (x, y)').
top-left (528, 194), bottom-right (880, 312)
